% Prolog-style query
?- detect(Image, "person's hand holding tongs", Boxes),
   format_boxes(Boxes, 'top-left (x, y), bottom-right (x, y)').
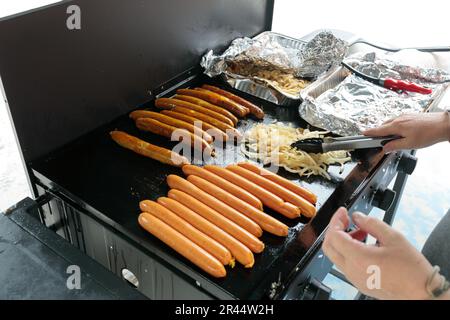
top-left (291, 134), bottom-right (401, 154)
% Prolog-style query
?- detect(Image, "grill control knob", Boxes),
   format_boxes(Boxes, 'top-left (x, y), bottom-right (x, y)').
top-left (372, 188), bottom-right (396, 211)
top-left (398, 153), bottom-right (418, 175)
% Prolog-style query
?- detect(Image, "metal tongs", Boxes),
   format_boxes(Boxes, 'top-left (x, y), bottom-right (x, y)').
top-left (290, 135), bottom-right (401, 153)
top-left (341, 61), bottom-right (434, 95)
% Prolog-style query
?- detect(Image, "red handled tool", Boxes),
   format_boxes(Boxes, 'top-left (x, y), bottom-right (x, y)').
top-left (342, 61), bottom-right (433, 95)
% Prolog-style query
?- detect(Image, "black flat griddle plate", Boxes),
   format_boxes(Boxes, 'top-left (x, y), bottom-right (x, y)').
top-left (30, 76), bottom-right (368, 299)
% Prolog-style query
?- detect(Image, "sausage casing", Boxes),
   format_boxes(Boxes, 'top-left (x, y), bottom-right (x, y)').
top-left (138, 212), bottom-right (226, 278)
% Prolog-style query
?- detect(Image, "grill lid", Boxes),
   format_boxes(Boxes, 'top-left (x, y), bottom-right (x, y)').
top-left (0, 0), bottom-right (274, 163)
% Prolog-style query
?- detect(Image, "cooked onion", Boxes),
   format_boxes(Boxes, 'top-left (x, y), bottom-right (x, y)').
top-left (241, 123), bottom-right (351, 180)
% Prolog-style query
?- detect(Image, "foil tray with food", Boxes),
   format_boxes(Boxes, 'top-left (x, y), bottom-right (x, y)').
top-left (299, 51), bottom-right (450, 136)
top-left (201, 31), bottom-right (348, 106)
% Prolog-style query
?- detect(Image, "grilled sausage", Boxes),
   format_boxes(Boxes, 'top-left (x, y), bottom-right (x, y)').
top-left (166, 176), bottom-right (264, 253)
top-left (165, 189), bottom-right (260, 263)
top-left (156, 105), bottom-right (241, 140)
top-left (160, 110), bottom-right (228, 142)
top-left (138, 212), bottom-right (226, 278)
top-left (129, 110), bottom-right (213, 144)
top-left (140, 200), bottom-right (232, 265)
top-left (187, 175), bottom-right (289, 237)
top-left (227, 165), bottom-right (317, 218)
top-left (174, 95), bottom-right (239, 126)
top-left (194, 88), bottom-right (252, 117)
top-left (177, 88), bottom-right (249, 117)
top-left (202, 85), bottom-right (265, 119)
top-left (155, 98), bottom-right (234, 127)
top-left (110, 131), bottom-right (189, 167)
top-left (237, 162), bottom-right (317, 204)
top-left (204, 165), bottom-right (301, 219)
top-left (182, 165), bottom-right (263, 210)
top-left (158, 196), bottom-right (254, 268)
top-left (135, 118), bottom-right (213, 156)
top-left (166, 175), bottom-right (263, 240)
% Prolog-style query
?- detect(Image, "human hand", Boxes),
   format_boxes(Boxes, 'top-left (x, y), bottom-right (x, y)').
top-left (322, 207), bottom-right (435, 300)
top-left (363, 112), bottom-right (450, 153)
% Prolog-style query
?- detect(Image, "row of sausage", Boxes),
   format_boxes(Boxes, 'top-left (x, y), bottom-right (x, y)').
top-left (111, 85), bottom-right (265, 164)
top-left (138, 163), bottom-right (317, 278)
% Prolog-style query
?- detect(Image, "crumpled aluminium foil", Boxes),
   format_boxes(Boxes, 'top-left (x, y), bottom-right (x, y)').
top-left (296, 32), bottom-right (348, 78)
top-left (201, 31), bottom-right (347, 100)
top-left (346, 52), bottom-right (450, 84)
top-left (299, 53), bottom-right (449, 136)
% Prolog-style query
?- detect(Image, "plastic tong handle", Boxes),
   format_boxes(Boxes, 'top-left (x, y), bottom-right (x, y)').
top-left (383, 78), bottom-right (432, 95)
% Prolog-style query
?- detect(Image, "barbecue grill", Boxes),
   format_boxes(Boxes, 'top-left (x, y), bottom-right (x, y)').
top-left (0, 0), bottom-right (421, 300)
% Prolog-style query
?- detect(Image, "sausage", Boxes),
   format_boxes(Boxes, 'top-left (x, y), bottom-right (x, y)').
top-left (140, 200), bottom-right (232, 265)
top-left (202, 85), bottom-right (265, 120)
top-left (204, 165), bottom-right (301, 219)
top-left (110, 131), bottom-right (189, 167)
top-left (177, 88), bottom-right (249, 117)
top-left (135, 118), bottom-right (213, 156)
top-left (237, 162), bottom-right (317, 204)
top-left (165, 189), bottom-right (261, 260)
top-left (187, 175), bottom-right (289, 237)
top-left (166, 177), bottom-right (264, 253)
top-left (160, 110), bottom-right (228, 142)
top-left (156, 105), bottom-right (241, 140)
top-left (182, 165), bottom-right (263, 210)
top-left (157, 196), bottom-right (254, 268)
top-left (194, 88), bottom-right (252, 117)
top-left (174, 95), bottom-right (239, 126)
top-left (166, 175), bottom-right (263, 240)
top-left (129, 110), bottom-right (213, 144)
top-left (138, 212), bottom-right (226, 278)
top-left (227, 165), bottom-right (317, 218)
top-left (155, 98), bottom-right (235, 127)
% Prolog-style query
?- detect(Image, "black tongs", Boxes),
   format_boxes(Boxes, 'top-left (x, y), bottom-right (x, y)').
top-left (290, 135), bottom-right (400, 153)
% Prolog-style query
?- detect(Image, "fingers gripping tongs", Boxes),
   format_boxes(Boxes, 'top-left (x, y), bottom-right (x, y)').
top-left (290, 135), bottom-right (401, 153)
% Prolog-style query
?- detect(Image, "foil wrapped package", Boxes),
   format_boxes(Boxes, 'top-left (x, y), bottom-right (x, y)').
top-left (299, 52), bottom-right (450, 136)
top-left (201, 31), bottom-right (348, 102)
top-left (346, 52), bottom-right (450, 84)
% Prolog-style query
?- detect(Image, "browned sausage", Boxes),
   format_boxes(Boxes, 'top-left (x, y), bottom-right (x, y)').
top-left (166, 177), bottom-right (264, 254)
top-left (135, 118), bottom-right (213, 156)
top-left (174, 95), bottom-right (239, 126)
top-left (129, 110), bottom-right (213, 144)
top-left (202, 85), bottom-right (265, 119)
top-left (204, 165), bottom-right (301, 219)
top-left (155, 98), bottom-right (234, 127)
top-left (237, 162), bottom-right (317, 204)
top-left (165, 189), bottom-right (260, 263)
top-left (140, 200), bottom-right (232, 265)
top-left (110, 131), bottom-right (189, 167)
top-left (227, 165), bottom-right (317, 218)
top-left (158, 196), bottom-right (254, 268)
top-left (187, 175), bottom-right (289, 237)
top-left (177, 88), bottom-right (249, 117)
top-left (166, 175), bottom-right (263, 240)
top-left (182, 165), bottom-right (263, 210)
top-left (155, 104), bottom-right (241, 140)
top-left (160, 110), bottom-right (228, 142)
top-left (138, 213), bottom-right (226, 278)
